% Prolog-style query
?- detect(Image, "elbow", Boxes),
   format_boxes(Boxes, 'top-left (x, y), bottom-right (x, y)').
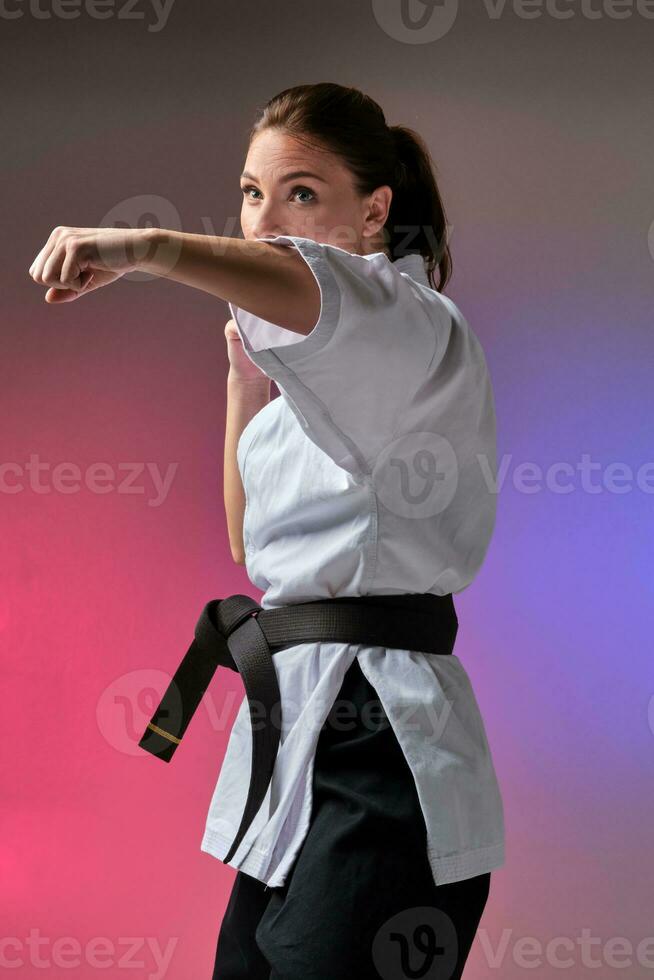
top-left (231, 548), bottom-right (246, 565)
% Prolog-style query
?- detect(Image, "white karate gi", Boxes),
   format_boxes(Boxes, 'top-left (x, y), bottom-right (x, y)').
top-left (200, 235), bottom-right (505, 887)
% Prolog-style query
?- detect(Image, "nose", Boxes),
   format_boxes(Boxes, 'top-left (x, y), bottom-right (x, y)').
top-left (246, 201), bottom-right (289, 242)
top-left (250, 224), bottom-right (289, 241)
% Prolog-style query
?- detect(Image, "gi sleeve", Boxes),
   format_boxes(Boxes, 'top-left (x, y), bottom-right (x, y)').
top-left (228, 234), bottom-right (446, 478)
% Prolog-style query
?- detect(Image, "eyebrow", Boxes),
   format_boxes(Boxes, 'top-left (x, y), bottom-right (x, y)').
top-left (240, 170), bottom-right (328, 184)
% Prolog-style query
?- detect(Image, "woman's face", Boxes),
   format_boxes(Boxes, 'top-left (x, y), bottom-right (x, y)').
top-left (239, 128), bottom-right (392, 255)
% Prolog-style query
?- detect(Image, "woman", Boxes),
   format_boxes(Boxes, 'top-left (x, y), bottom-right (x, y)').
top-left (29, 82), bottom-right (505, 979)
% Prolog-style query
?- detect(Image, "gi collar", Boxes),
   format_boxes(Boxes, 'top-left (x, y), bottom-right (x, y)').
top-left (393, 252), bottom-right (431, 288)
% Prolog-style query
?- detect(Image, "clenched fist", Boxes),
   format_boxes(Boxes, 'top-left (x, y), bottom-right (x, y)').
top-left (224, 317), bottom-right (270, 383)
top-left (28, 225), bottom-right (152, 303)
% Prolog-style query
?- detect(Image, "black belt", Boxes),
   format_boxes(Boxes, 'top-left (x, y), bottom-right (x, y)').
top-left (138, 592), bottom-right (458, 863)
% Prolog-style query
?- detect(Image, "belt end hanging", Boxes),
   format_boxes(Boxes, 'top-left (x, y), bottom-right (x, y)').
top-left (138, 721), bottom-right (181, 763)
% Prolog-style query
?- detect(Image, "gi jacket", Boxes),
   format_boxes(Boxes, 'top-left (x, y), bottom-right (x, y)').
top-left (200, 235), bottom-right (505, 887)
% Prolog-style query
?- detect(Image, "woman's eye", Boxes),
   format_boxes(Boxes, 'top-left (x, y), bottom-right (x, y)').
top-left (240, 185), bottom-right (316, 203)
top-left (292, 186), bottom-right (316, 203)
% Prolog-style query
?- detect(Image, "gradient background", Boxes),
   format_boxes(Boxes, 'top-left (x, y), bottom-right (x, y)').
top-left (3, 1), bottom-right (653, 977)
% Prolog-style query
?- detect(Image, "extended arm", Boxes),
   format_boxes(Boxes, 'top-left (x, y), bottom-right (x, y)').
top-left (140, 229), bottom-right (321, 334)
top-left (29, 226), bottom-right (322, 333)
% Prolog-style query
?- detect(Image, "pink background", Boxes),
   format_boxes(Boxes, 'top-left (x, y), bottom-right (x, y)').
top-left (3, 3), bottom-right (653, 977)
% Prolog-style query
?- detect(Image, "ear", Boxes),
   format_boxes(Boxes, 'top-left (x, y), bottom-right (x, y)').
top-left (361, 185), bottom-right (393, 240)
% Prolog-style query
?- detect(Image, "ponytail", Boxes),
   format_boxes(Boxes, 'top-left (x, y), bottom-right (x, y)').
top-left (387, 125), bottom-right (452, 292)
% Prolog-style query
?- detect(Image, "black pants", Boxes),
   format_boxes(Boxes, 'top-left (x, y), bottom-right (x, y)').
top-left (212, 656), bottom-right (491, 980)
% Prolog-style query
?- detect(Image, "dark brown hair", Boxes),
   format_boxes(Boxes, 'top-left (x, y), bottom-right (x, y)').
top-left (247, 82), bottom-right (452, 293)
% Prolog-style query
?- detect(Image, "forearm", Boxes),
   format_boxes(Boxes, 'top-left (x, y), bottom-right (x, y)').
top-left (138, 228), bottom-right (320, 334)
top-left (224, 371), bottom-right (271, 563)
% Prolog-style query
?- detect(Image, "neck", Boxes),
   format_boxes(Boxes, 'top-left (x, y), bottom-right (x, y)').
top-left (360, 232), bottom-right (391, 259)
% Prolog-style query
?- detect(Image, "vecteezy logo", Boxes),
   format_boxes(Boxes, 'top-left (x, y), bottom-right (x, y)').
top-left (372, 431), bottom-right (458, 519)
top-left (99, 193), bottom-right (182, 282)
top-left (371, 0), bottom-right (459, 43)
top-left (372, 905), bottom-right (458, 979)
